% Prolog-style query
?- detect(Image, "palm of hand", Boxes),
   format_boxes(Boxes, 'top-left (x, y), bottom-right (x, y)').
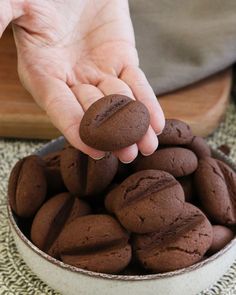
top-left (12, 0), bottom-right (164, 161)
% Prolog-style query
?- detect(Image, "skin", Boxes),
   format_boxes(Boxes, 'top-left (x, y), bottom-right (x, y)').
top-left (0, 0), bottom-right (165, 162)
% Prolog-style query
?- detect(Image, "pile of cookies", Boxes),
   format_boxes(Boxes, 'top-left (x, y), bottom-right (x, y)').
top-left (8, 95), bottom-right (236, 275)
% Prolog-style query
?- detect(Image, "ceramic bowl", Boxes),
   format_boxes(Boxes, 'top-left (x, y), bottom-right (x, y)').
top-left (7, 137), bottom-right (236, 295)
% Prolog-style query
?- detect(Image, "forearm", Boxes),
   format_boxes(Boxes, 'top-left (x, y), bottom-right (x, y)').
top-left (0, 0), bottom-right (24, 37)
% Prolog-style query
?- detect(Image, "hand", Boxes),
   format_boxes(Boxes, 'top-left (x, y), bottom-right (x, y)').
top-left (1, 0), bottom-right (165, 162)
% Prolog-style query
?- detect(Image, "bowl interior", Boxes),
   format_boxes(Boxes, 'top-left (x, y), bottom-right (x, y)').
top-left (7, 136), bottom-right (236, 281)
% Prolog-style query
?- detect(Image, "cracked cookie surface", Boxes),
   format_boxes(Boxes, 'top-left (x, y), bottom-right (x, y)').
top-left (105, 170), bottom-right (185, 233)
top-left (79, 94), bottom-right (150, 151)
top-left (133, 203), bottom-right (213, 272)
top-left (135, 147), bottom-right (198, 177)
top-left (158, 119), bottom-right (193, 146)
top-left (194, 157), bottom-right (236, 224)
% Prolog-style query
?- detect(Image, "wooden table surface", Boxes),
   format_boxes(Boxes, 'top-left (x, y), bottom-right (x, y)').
top-left (0, 28), bottom-right (232, 139)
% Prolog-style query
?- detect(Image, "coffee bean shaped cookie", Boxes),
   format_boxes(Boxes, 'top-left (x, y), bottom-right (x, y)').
top-left (135, 147), bottom-right (198, 177)
top-left (61, 145), bottom-right (118, 197)
top-left (79, 94), bottom-right (150, 151)
top-left (58, 215), bottom-right (131, 274)
top-left (178, 175), bottom-right (195, 203)
top-left (8, 155), bottom-right (47, 218)
top-left (208, 225), bottom-right (235, 254)
top-left (158, 119), bottom-right (193, 145)
top-left (105, 170), bottom-right (185, 234)
top-left (194, 157), bottom-right (236, 225)
top-left (43, 151), bottom-right (66, 196)
top-left (186, 136), bottom-right (211, 159)
top-left (133, 203), bottom-right (213, 272)
top-left (31, 192), bottom-right (90, 258)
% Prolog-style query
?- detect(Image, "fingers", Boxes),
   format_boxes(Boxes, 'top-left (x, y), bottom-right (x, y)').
top-left (98, 76), bottom-right (139, 162)
top-left (120, 65), bottom-right (165, 134)
top-left (98, 76), bottom-right (134, 98)
top-left (0, 1), bottom-right (25, 38)
top-left (98, 75), bottom-right (160, 162)
top-left (29, 77), bottom-right (105, 159)
top-left (115, 128), bottom-right (158, 163)
top-left (71, 83), bottom-right (104, 111)
top-left (137, 126), bottom-right (158, 156)
top-left (28, 74), bottom-right (160, 163)
top-left (0, 8), bottom-right (10, 38)
top-left (0, 18), bottom-right (5, 38)
top-left (114, 144), bottom-right (138, 164)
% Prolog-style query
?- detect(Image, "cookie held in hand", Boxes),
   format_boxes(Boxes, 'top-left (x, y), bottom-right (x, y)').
top-left (79, 94), bottom-right (150, 151)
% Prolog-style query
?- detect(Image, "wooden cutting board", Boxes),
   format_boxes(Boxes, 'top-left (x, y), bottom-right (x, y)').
top-left (0, 28), bottom-right (232, 139)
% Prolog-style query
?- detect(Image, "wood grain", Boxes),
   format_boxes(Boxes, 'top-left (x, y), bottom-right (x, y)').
top-left (159, 69), bottom-right (232, 137)
top-left (0, 28), bottom-right (232, 139)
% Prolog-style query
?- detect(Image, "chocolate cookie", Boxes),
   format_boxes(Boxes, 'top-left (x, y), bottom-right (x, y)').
top-left (8, 155), bottom-right (47, 218)
top-left (133, 203), bottom-right (213, 272)
top-left (194, 157), bottom-right (236, 225)
top-left (158, 119), bottom-right (193, 145)
top-left (178, 175), bottom-right (195, 203)
top-left (43, 151), bottom-right (66, 196)
top-left (208, 225), bottom-right (234, 254)
top-left (60, 145), bottom-right (118, 197)
top-left (186, 136), bottom-right (211, 159)
top-left (31, 193), bottom-right (90, 258)
top-left (135, 147), bottom-right (198, 177)
top-left (79, 94), bottom-right (150, 151)
top-left (105, 170), bottom-right (185, 233)
top-left (58, 215), bottom-right (131, 274)
top-left (208, 225), bottom-right (235, 254)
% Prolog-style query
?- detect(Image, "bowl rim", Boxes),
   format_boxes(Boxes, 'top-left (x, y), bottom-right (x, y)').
top-left (7, 137), bottom-right (236, 282)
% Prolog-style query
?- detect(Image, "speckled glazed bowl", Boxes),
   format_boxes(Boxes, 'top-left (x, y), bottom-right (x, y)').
top-left (7, 137), bottom-right (236, 295)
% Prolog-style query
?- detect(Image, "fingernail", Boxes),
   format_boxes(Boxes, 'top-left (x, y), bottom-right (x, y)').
top-left (120, 154), bottom-right (138, 164)
top-left (91, 154), bottom-right (105, 160)
top-left (120, 159), bottom-right (134, 164)
top-left (140, 151), bottom-right (155, 157)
